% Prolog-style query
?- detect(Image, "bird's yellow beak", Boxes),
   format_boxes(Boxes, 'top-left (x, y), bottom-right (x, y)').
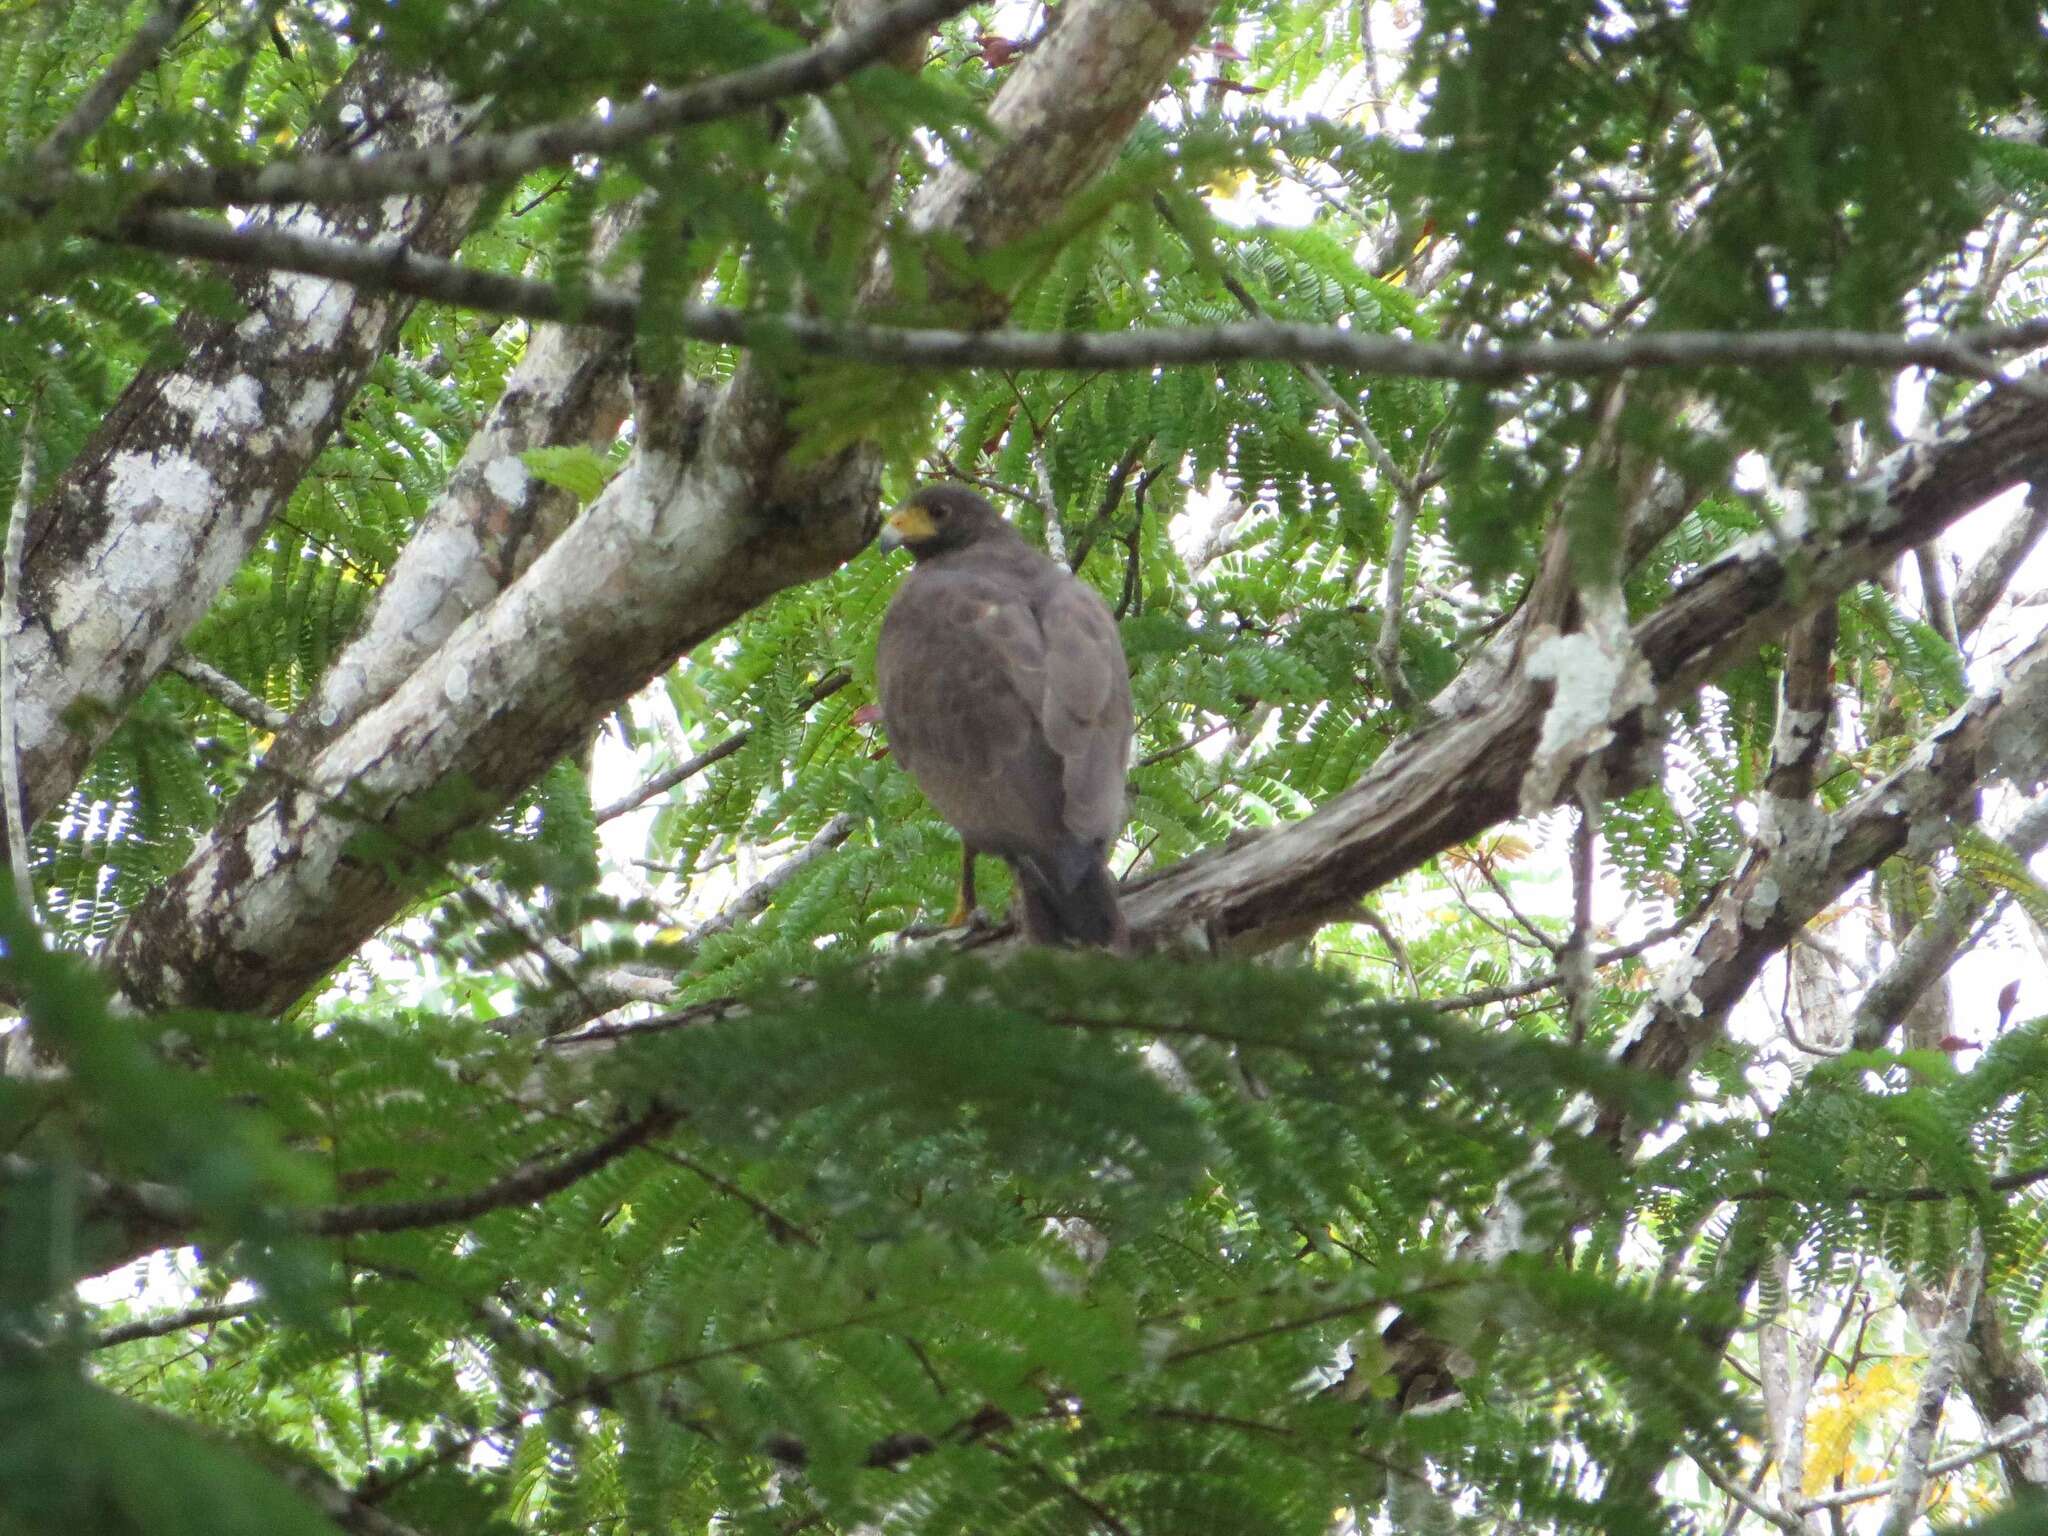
top-left (878, 503), bottom-right (936, 554)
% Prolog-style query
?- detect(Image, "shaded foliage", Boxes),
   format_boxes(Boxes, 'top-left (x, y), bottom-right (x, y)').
top-left (2, 1), bottom-right (2047, 1533)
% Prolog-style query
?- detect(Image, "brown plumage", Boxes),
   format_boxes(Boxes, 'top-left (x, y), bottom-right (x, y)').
top-left (875, 484), bottom-right (1133, 949)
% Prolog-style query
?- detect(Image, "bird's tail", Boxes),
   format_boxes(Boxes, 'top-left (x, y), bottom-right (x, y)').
top-left (1013, 848), bottom-right (1128, 951)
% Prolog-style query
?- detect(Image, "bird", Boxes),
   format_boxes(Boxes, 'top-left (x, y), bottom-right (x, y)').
top-left (874, 483), bottom-right (1133, 949)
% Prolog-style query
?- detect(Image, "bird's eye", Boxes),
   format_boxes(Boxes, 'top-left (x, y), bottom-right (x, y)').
top-left (931, 506), bottom-right (948, 520)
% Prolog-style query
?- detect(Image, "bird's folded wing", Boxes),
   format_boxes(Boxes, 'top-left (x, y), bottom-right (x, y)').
top-left (1033, 579), bottom-right (1133, 844)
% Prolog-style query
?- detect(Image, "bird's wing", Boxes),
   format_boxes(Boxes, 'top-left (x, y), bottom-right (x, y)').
top-left (1032, 575), bottom-right (1133, 848)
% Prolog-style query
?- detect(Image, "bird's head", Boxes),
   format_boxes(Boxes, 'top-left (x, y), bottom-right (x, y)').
top-left (878, 484), bottom-right (1006, 561)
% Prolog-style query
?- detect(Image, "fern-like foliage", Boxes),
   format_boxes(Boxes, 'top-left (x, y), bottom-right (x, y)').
top-left (4, 1), bottom-right (2047, 1534)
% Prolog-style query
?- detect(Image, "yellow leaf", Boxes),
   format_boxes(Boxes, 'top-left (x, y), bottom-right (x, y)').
top-left (1802, 1357), bottom-right (1915, 1494)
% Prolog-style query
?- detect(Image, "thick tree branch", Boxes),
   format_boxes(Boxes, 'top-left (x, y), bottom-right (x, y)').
top-left (1916, 542), bottom-right (1962, 649)
top-left (251, 288), bottom-right (634, 784)
top-left (1122, 374), bottom-right (2048, 957)
top-left (1598, 616), bottom-right (2048, 1141)
top-left (12, 59), bottom-right (480, 850)
top-left (1958, 1303), bottom-right (2048, 1493)
top-left (1957, 480), bottom-right (2048, 638)
top-left (3, 402), bottom-right (37, 918)
top-left (269, 1460), bottom-right (439, 1536)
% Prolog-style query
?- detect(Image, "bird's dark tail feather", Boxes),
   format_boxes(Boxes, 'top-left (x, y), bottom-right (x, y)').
top-left (1013, 851), bottom-right (1128, 951)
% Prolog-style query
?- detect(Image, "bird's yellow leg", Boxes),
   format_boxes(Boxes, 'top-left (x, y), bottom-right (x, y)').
top-left (946, 846), bottom-right (979, 927)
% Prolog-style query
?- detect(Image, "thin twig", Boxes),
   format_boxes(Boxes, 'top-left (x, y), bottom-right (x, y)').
top-left (357, 1303), bottom-right (910, 1504)
top-left (298, 1106), bottom-right (675, 1238)
top-left (89, 1297), bottom-right (258, 1351)
top-left (596, 670), bottom-right (851, 823)
top-left (1028, 440), bottom-right (1066, 566)
top-left (1374, 491), bottom-right (1419, 707)
top-left (686, 813), bottom-right (855, 944)
top-left (1136, 714), bottom-right (1243, 769)
top-left (67, 0), bottom-right (971, 210)
top-left (1691, 1451), bottom-right (1804, 1535)
top-left (1159, 194), bottom-right (1430, 698)
top-left (1725, 1161), bottom-right (2048, 1206)
top-left (1065, 443), bottom-right (1148, 571)
top-left (105, 209), bottom-right (2048, 388)
top-left (652, 1145), bottom-right (818, 1247)
top-left (1793, 1409), bottom-right (2048, 1515)
top-left (1471, 858), bottom-right (1562, 955)
top-left (999, 1449), bottom-right (1137, 1536)
top-left (1424, 895), bottom-right (1712, 1012)
top-left (168, 653), bottom-right (290, 732)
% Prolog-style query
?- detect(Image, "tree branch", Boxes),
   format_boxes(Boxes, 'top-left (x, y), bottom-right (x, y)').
top-left (1422, 897), bottom-right (1713, 1012)
top-left (1600, 616), bottom-right (2048, 1143)
top-left (65, 0), bottom-right (972, 212)
top-left (596, 669), bottom-right (851, 823)
top-left (247, 219), bottom-right (637, 787)
top-left (11, 59), bottom-right (481, 852)
top-left (3, 400), bottom-right (38, 920)
top-left (1875, 1232), bottom-right (1978, 1536)
top-left (1957, 480), bottom-right (2048, 639)
top-left (168, 653), bottom-right (289, 733)
top-left (1726, 1161), bottom-right (2048, 1205)
top-left (1790, 1411), bottom-right (2048, 1514)
top-left (298, 1104), bottom-right (673, 1238)
top-left (685, 813), bottom-right (856, 944)
top-left (44, 1105), bottom-right (673, 1252)
top-left (89, 1297), bottom-right (257, 1350)
top-left (32, 0), bottom-right (197, 169)
top-left (1852, 792), bottom-right (2048, 1050)
top-left (1122, 373), bottom-right (2048, 959)
top-left (1690, 1452), bottom-right (1805, 1535)
top-left (105, 207), bottom-right (2048, 387)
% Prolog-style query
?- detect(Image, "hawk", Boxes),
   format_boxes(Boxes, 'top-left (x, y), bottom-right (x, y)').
top-left (875, 484), bottom-right (1133, 949)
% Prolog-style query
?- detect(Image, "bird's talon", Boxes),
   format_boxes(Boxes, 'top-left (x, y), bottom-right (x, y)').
top-left (899, 906), bottom-right (991, 944)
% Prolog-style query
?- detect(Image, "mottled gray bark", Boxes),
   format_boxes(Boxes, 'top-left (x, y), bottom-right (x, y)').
top-left (253, 302), bottom-right (632, 783)
top-left (1594, 617), bottom-right (2048, 1142)
top-left (15, 58), bottom-right (479, 846)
